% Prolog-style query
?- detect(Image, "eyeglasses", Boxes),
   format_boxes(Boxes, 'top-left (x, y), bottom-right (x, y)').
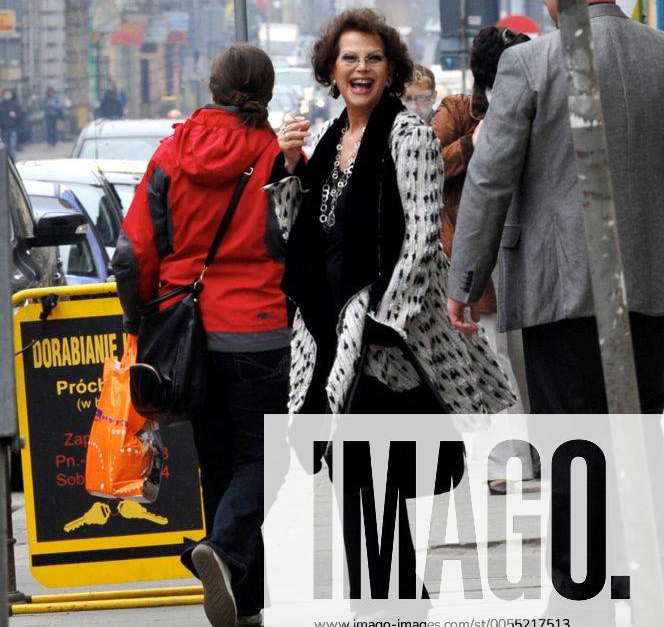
top-left (501, 28), bottom-right (519, 45)
top-left (404, 94), bottom-right (435, 104)
top-left (337, 53), bottom-right (387, 68)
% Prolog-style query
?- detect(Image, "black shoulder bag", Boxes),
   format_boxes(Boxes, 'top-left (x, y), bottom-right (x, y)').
top-left (129, 166), bottom-right (254, 425)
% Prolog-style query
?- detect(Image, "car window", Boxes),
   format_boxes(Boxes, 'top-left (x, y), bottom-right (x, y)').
top-left (58, 242), bottom-right (96, 277)
top-left (65, 183), bottom-right (118, 248)
top-left (9, 170), bottom-right (34, 238)
top-left (112, 183), bottom-right (138, 214)
top-left (78, 137), bottom-right (162, 161)
top-left (29, 194), bottom-right (73, 213)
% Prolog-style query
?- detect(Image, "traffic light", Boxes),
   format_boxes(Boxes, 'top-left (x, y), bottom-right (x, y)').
top-left (438, 0), bottom-right (499, 68)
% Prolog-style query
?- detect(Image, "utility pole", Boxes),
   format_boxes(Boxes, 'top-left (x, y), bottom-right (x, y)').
top-left (0, 146), bottom-right (15, 627)
top-left (557, 1), bottom-right (664, 624)
top-left (460, 0), bottom-right (468, 94)
top-left (234, 0), bottom-right (248, 42)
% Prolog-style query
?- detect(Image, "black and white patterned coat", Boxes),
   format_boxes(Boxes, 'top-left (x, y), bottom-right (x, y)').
top-left (265, 108), bottom-right (515, 416)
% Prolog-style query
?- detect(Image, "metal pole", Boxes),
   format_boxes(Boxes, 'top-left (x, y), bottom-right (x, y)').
top-left (234, 0), bottom-right (249, 43)
top-left (557, 1), bottom-right (664, 624)
top-left (460, 0), bottom-right (468, 94)
top-left (0, 447), bottom-right (7, 626)
top-left (0, 144), bottom-right (15, 627)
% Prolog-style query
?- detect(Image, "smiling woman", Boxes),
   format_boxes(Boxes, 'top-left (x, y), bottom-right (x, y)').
top-left (265, 5), bottom-right (515, 607)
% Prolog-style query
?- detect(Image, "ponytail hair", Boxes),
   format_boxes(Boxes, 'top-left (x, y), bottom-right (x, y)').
top-left (209, 44), bottom-right (274, 128)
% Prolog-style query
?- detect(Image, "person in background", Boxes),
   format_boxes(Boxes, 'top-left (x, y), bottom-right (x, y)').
top-left (98, 85), bottom-right (124, 119)
top-left (42, 87), bottom-right (62, 146)
top-left (0, 88), bottom-right (22, 159)
top-left (402, 63), bottom-right (437, 123)
top-left (113, 45), bottom-right (289, 627)
top-left (431, 26), bottom-right (532, 496)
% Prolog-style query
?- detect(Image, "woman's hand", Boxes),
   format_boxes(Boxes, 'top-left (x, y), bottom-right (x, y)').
top-left (278, 114), bottom-right (311, 174)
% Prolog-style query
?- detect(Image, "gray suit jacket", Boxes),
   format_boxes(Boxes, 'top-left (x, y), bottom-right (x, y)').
top-left (449, 3), bottom-right (664, 332)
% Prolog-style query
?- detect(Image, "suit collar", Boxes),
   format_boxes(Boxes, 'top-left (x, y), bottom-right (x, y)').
top-left (588, 2), bottom-right (627, 19)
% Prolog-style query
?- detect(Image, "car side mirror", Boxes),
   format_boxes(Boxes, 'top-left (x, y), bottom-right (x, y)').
top-left (28, 211), bottom-right (88, 247)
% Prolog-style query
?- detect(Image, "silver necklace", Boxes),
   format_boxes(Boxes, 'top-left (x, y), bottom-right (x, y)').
top-left (320, 123), bottom-right (364, 230)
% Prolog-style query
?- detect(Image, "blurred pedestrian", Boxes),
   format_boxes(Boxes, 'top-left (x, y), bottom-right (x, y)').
top-left (98, 85), bottom-right (124, 119)
top-left (431, 26), bottom-right (531, 495)
top-left (113, 44), bottom-right (289, 627)
top-left (402, 63), bottom-right (437, 123)
top-left (268, 6), bottom-right (514, 603)
top-left (42, 87), bottom-right (62, 146)
top-left (0, 88), bottom-right (22, 159)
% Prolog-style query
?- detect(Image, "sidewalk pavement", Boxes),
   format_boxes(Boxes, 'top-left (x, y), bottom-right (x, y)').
top-left (9, 491), bottom-right (207, 626)
top-left (9, 473), bottom-right (547, 626)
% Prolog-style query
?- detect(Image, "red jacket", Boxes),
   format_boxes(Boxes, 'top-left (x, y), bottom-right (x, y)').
top-left (113, 106), bottom-right (288, 347)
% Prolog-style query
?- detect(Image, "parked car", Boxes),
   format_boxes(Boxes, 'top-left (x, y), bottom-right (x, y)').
top-left (71, 118), bottom-right (183, 161)
top-left (87, 159), bottom-right (146, 214)
top-left (22, 180), bottom-right (110, 284)
top-left (16, 159), bottom-right (123, 257)
top-left (8, 160), bottom-right (86, 295)
top-left (8, 158), bottom-right (88, 493)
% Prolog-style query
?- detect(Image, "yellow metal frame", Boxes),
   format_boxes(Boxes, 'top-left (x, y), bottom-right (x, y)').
top-left (12, 283), bottom-right (205, 591)
top-left (11, 593), bottom-right (203, 615)
top-left (12, 281), bottom-right (119, 306)
top-left (10, 584), bottom-right (203, 614)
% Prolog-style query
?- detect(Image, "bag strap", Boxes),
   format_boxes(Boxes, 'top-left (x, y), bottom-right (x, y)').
top-left (139, 165), bottom-right (254, 313)
top-left (196, 165), bottom-right (254, 286)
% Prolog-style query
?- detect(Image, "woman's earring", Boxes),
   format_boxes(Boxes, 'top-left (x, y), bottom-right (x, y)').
top-left (387, 77), bottom-right (393, 90)
top-left (329, 79), bottom-right (339, 99)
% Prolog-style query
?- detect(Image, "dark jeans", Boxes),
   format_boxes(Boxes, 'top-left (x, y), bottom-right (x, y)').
top-left (522, 313), bottom-right (664, 414)
top-left (522, 313), bottom-right (664, 622)
top-left (45, 116), bottom-right (58, 145)
top-left (2, 129), bottom-right (17, 159)
top-left (184, 347), bottom-right (289, 616)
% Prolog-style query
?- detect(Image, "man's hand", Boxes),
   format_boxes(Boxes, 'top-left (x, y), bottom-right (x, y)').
top-left (447, 297), bottom-right (480, 338)
top-left (472, 119), bottom-right (484, 147)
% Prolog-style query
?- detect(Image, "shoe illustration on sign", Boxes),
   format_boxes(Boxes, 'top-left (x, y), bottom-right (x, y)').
top-left (64, 500), bottom-right (168, 533)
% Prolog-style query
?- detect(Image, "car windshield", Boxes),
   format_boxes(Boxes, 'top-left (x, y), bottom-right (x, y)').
top-left (64, 183), bottom-right (118, 248)
top-left (271, 90), bottom-right (299, 112)
top-left (58, 242), bottom-right (97, 277)
top-left (29, 194), bottom-right (72, 213)
top-left (78, 137), bottom-right (162, 161)
top-left (275, 71), bottom-right (312, 89)
top-left (112, 183), bottom-right (138, 214)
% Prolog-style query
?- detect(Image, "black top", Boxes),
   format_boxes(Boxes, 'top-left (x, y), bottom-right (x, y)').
top-left (319, 171), bottom-right (348, 333)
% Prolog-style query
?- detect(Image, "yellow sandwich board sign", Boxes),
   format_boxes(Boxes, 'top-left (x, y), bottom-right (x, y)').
top-left (13, 287), bottom-right (205, 587)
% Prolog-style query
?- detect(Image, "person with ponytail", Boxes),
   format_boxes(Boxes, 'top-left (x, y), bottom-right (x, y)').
top-left (113, 44), bottom-right (288, 627)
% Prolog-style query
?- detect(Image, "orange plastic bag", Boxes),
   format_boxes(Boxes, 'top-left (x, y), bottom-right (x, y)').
top-left (85, 335), bottom-right (163, 503)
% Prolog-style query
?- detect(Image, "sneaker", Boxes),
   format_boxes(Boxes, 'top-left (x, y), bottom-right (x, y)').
top-left (191, 543), bottom-right (237, 627)
top-left (237, 613), bottom-right (263, 626)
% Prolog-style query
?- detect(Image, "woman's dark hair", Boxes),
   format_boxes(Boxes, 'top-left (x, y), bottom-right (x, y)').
top-left (470, 27), bottom-right (530, 92)
top-left (209, 44), bottom-right (274, 128)
top-left (311, 8), bottom-right (413, 98)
